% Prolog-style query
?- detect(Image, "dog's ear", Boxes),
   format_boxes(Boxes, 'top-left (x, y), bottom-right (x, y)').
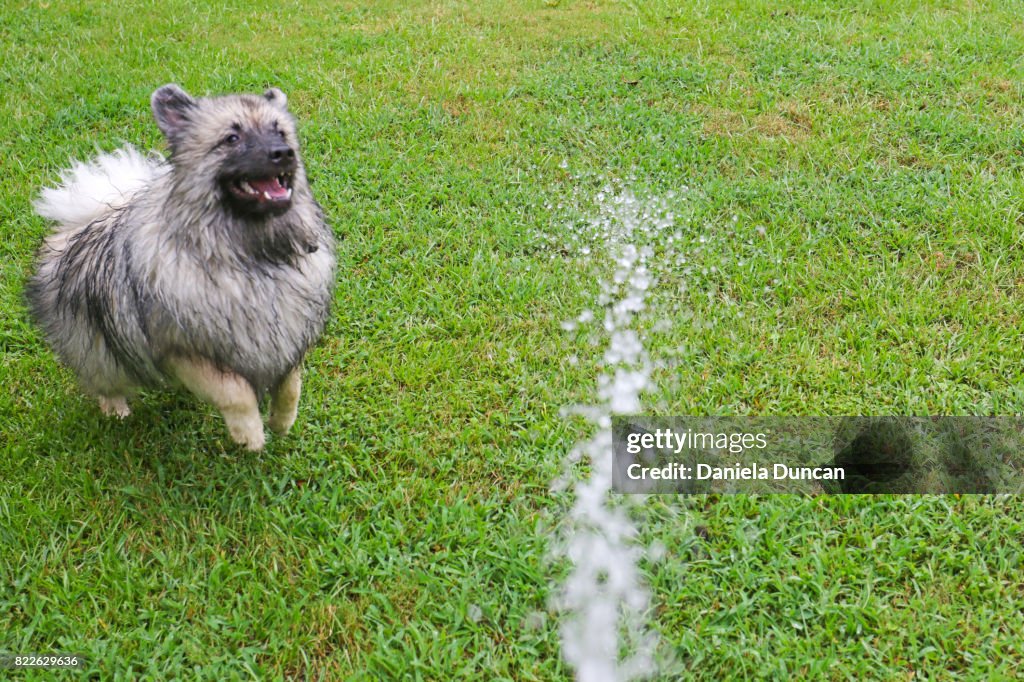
top-left (151, 84), bottom-right (196, 143)
top-left (263, 88), bottom-right (288, 110)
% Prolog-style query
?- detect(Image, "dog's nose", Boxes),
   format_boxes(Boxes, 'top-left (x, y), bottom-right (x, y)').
top-left (269, 144), bottom-right (295, 164)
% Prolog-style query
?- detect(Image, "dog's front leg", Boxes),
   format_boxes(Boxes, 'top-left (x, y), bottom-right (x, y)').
top-left (267, 365), bottom-right (302, 436)
top-left (168, 356), bottom-right (265, 451)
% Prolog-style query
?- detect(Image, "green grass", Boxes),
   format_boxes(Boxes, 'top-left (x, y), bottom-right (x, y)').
top-left (2, 0), bottom-right (1024, 679)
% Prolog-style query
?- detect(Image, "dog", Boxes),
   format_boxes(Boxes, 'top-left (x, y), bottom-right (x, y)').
top-left (27, 84), bottom-right (336, 450)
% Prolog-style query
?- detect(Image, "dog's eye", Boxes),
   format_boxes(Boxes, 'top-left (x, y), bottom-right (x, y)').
top-left (224, 133), bottom-right (240, 145)
top-left (278, 129), bottom-right (287, 139)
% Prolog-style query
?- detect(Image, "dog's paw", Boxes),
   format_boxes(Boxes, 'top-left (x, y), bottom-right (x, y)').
top-left (267, 408), bottom-right (297, 436)
top-left (230, 425), bottom-right (266, 451)
top-left (98, 396), bottom-right (131, 418)
top-left (225, 414), bottom-right (266, 451)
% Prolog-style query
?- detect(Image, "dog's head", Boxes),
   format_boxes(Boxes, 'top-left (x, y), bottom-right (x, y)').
top-left (152, 84), bottom-right (302, 218)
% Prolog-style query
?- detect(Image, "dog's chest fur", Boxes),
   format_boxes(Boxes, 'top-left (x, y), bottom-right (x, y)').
top-left (131, 199), bottom-right (336, 392)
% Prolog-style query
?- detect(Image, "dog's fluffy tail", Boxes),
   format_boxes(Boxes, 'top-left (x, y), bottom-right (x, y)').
top-left (34, 146), bottom-right (168, 231)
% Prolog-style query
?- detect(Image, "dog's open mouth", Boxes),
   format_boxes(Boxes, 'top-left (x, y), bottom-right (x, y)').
top-left (228, 174), bottom-right (294, 204)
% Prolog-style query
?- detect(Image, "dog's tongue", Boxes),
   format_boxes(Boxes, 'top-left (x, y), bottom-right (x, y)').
top-left (250, 176), bottom-right (289, 200)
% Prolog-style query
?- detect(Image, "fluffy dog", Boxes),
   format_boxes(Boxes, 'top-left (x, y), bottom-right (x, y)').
top-left (27, 84), bottom-right (336, 450)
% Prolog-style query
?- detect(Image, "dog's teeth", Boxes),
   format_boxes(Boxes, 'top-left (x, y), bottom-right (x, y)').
top-left (286, 188), bottom-right (293, 199)
top-left (262, 191), bottom-right (271, 200)
top-left (241, 181), bottom-right (255, 194)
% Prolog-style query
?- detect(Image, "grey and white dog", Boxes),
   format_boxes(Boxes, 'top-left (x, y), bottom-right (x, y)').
top-left (27, 84), bottom-right (336, 450)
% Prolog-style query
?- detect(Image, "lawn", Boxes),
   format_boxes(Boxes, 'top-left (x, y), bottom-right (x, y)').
top-left (2, 0), bottom-right (1024, 679)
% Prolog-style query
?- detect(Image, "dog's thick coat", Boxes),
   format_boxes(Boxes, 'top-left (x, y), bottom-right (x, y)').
top-left (27, 85), bottom-right (336, 449)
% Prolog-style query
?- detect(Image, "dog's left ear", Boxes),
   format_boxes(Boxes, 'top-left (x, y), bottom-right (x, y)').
top-left (264, 88), bottom-right (288, 110)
